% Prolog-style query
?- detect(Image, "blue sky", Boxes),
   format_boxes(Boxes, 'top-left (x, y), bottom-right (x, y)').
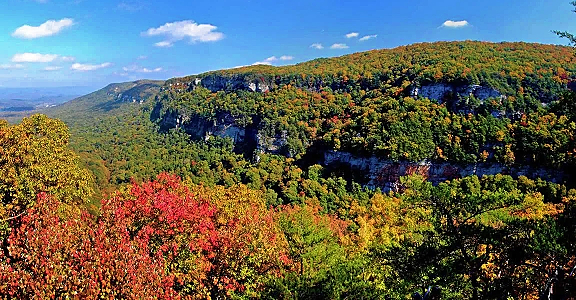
top-left (0, 0), bottom-right (575, 88)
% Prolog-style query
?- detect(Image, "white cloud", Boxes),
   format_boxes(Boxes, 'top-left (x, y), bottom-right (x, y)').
top-left (359, 34), bottom-right (377, 41)
top-left (441, 20), bottom-right (470, 28)
top-left (60, 56), bottom-right (75, 62)
top-left (330, 43), bottom-right (349, 49)
top-left (154, 41), bottom-right (173, 48)
top-left (0, 64), bottom-right (24, 70)
top-left (310, 43), bottom-right (324, 49)
top-left (12, 53), bottom-right (59, 63)
top-left (71, 62), bottom-right (112, 71)
top-left (140, 67), bottom-right (162, 73)
top-left (252, 61), bottom-right (272, 66)
top-left (137, 55), bottom-right (148, 60)
top-left (252, 58), bottom-right (274, 65)
top-left (44, 66), bottom-right (62, 71)
top-left (123, 65), bottom-right (163, 73)
top-left (143, 20), bottom-right (224, 46)
top-left (345, 32), bottom-right (359, 38)
top-left (252, 55), bottom-right (293, 66)
top-left (12, 18), bottom-right (74, 39)
top-left (252, 56), bottom-right (276, 65)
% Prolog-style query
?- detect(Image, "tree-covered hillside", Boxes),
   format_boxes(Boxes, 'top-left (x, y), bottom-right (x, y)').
top-left (2, 41), bottom-right (576, 299)
top-left (173, 41), bottom-right (576, 104)
top-left (153, 42), bottom-right (576, 189)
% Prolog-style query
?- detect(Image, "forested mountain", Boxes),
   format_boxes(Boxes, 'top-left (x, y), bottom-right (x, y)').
top-left (46, 79), bottom-right (164, 125)
top-left (154, 41), bottom-right (576, 189)
top-left (2, 41), bottom-right (576, 299)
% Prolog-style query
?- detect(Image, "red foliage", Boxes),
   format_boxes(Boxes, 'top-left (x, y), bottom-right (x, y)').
top-left (0, 173), bottom-right (288, 299)
top-left (0, 192), bottom-right (178, 299)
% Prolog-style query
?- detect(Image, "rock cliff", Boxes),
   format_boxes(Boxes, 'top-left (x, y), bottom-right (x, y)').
top-left (324, 151), bottom-right (564, 191)
top-left (159, 111), bottom-right (291, 157)
top-left (411, 83), bottom-right (504, 103)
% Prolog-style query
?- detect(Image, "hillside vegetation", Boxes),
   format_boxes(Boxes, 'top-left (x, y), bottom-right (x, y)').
top-left (2, 41), bottom-right (576, 299)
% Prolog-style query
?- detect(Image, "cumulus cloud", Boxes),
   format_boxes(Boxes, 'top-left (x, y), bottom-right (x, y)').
top-left (359, 34), bottom-right (377, 41)
top-left (330, 43), bottom-right (349, 49)
top-left (154, 41), bottom-right (173, 48)
top-left (0, 64), bottom-right (24, 70)
top-left (71, 62), bottom-right (112, 71)
top-left (123, 65), bottom-right (163, 73)
top-left (44, 66), bottom-right (62, 71)
top-left (12, 53), bottom-right (59, 63)
top-left (252, 55), bottom-right (294, 66)
top-left (310, 43), bottom-right (324, 49)
top-left (252, 56), bottom-right (275, 65)
top-left (345, 32), bottom-right (359, 38)
top-left (12, 18), bottom-right (74, 39)
top-left (143, 20), bottom-right (224, 46)
top-left (441, 20), bottom-right (470, 28)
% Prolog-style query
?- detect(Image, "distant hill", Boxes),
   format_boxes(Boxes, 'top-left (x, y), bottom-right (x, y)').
top-left (0, 86), bottom-right (96, 102)
top-left (0, 86), bottom-right (97, 123)
top-left (45, 80), bottom-right (164, 126)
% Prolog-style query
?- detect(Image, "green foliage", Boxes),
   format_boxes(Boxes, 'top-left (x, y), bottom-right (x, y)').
top-left (0, 115), bottom-right (94, 233)
top-left (370, 175), bottom-right (567, 299)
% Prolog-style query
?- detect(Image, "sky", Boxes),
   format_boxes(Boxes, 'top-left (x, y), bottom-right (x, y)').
top-left (0, 0), bottom-right (575, 89)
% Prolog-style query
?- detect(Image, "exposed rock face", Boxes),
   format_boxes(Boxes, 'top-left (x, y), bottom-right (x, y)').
top-left (160, 112), bottom-right (291, 157)
top-left (189, 74), bottom-right (271, 92)
top-left (111, 93), bottom-right (145, 104)
top-left (184, 74), bottom-right (505, 107)
top-left (162, 112), bottom-right (246, 142)
top-left (256, 131), bottom-right (288, 154)
top-left (324, 151), bottom-right (564, 191)
top-left (106, 81), bottom-right (162, 104)
top-left (469, 85), bottom-right (502, 100)
top-left (411, 83), bottom-right (504, 103)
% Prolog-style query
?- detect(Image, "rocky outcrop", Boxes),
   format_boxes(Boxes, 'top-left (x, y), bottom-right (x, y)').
top-left (186, 74), bottom-right (272, 93)
top-left (161, 112), bottom-right (246, 142)
top-left (106, 81), bottom-right (163, 104)
top-left (160, 112), bottom-right (292, 156)
top-left (324, 151), bottom-right (565, 191)
top-left (411, 83), bottom-right (504, 103)
top-left (256, 131), bottom-right (288, 155)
